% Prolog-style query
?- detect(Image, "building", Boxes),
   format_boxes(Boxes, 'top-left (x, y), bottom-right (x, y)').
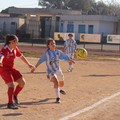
top-left (6, 7), bottom-right (82, 39)
top-left (1, 7), bottom-right (120, 41)
top-left (60, 15), bottom-right (119, 40)
top-left (0, 13), bottom-right (25, 37)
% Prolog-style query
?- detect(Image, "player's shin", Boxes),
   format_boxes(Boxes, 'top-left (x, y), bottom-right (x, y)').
top-left (54, 88), bottom-right (61, 103)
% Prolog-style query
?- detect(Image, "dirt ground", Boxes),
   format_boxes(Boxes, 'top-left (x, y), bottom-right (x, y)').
top-left (0, 45), bottom-right (120, 120)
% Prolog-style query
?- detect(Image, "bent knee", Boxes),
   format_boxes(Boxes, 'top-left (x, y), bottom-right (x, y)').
top-left (17, 78), bottom-right (26, 87)
top-left (7, 82), bottom-right (15, 88)
top-left (21, 80), bottom-right (26, 86)
top-left (59, 81), bottom-right (64, 87)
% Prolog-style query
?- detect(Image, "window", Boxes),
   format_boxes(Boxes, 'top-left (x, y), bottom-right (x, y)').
top-left (10, 22), bottom-right (17, 34)
top-left (60, 22), bottom-right (64, 32)
top-left (78, 25), bottom-right (85, 33)
top-left (88, 25), bottom-right (93, 34)
top-left (67, 22), bottom-right (74, 32)
top-left (11, 22), bottom-right (16, 25)
top-left (3, 22), bottom-right (6, 34)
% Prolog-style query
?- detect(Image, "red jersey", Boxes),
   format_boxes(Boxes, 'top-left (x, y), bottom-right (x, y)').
top-left (0, 45), bottom-right (22, 68)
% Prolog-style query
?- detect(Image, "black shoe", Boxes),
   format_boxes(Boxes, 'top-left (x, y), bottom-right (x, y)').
top-left (14, 96), bottom-right (19, 105)
top-left (55, 98), bottom-right (61, 103)
top-left (67, 68), bottom-right (73, 72)
top-left (7, 103), bottom-right (18, 109)
top-left (60, 89), bottom-right (66, 95)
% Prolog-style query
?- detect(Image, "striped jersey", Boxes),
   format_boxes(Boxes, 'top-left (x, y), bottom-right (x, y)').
top-left (38, 49), bottom-right (70, 75)
top-left (64, 39), bottom-right (77, 55)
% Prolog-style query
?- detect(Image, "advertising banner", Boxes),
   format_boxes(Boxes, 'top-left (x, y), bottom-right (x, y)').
top-left (80, 34), bottom-right (101, 43)
top-left (107, 35), bottom-right (120, 44)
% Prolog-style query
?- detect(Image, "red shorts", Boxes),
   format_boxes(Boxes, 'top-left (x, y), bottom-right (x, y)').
top-left (0, 67), bottom-right (22, 84)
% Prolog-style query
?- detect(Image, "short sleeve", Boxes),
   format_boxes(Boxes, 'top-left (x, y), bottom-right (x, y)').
top-left (58, 50), bottom-right (69, 61)
top-left (0, 48), bottom-right (4, 57)
top-left (15, 46), bottom-right (22, 57)
top-left (38, 51), bottom-right (47, 64)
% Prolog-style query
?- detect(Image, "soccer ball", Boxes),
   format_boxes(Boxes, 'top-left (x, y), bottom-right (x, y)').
top-left (75, 48), bottom-right (88, 59)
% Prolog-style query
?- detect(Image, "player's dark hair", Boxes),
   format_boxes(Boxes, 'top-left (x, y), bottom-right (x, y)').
top-left (5, 34), bottom-right (18, 45)
top-left (46, 38), bottom-right (55, 49)
top-left (68, 34), bottom-right (73, 37)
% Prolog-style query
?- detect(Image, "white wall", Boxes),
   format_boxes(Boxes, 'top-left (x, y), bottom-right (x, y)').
top-left (0, 17), bottom-right (25, 34)
top-left (60, 15), bottom-right (118, 40)
top-left (99, 21), bottom-right (115, 35)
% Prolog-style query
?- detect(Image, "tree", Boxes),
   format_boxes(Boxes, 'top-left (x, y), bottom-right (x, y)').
top-left (38, 0), bottom-right (70, 9)
top-left (88, 1), bottom-right (110, 15)
top-left (107, 0), bottom-right (120, 16)
top-left (38, 0), bottom-right (95, 11)
top-left (38, 0), bottom-right (120, 16)
top-left (67, 0), bottom-right (95, 12)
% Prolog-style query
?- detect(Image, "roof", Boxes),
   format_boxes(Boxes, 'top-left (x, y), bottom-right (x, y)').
top-left (8, 7), bottom-right (82, 15)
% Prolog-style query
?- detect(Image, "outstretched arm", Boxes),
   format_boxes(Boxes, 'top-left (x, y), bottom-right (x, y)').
top-left (31, 61), bottom-right (40, 73)
top-left (20, 55), bottom-right (34, 69)
top-left (59, 50), bottom-right (75, 64)
top-left (31, 52), bottom-right (47, 73)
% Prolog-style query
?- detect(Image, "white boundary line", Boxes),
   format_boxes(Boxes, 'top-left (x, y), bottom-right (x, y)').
top-left (59, 91), bottom-right (120, 120)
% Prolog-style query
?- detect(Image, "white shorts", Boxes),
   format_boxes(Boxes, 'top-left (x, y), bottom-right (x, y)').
top-left (48, 70), bottom-right (64, 81)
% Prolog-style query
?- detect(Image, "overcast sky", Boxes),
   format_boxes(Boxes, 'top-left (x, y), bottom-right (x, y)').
top-left (0, 0), bottom-right (120, 12)
top-left (96, 0), bottom-right (120, 3)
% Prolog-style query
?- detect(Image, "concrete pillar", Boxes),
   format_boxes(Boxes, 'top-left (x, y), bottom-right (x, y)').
top-left (25, 14), bottom-right (31, 33)
top-left (50, 15), bottom-right (56, 38)
top-left (36, 15), bottom-right (41, 38)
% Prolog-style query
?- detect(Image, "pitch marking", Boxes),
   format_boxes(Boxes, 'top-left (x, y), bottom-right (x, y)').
top-left (60, 92), bottom-right (120, 120)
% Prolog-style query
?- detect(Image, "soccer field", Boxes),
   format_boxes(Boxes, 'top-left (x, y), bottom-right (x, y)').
top-left (0, 55), bottom-right (120, 120)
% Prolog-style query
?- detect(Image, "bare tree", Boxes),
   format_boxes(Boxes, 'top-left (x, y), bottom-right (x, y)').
top-left (38, 0), bottom-right (120, 16)
top-left (106, 0), bottom-right (120, 16)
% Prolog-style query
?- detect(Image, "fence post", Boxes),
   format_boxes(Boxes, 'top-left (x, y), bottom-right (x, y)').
top-left (101, 43), bottom-right (103, 51)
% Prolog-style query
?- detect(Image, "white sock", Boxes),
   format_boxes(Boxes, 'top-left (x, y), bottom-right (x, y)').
top-left (69, 65), bottom-right (71, 69)
top-left (54, 88), bottom-right (60, 98)
top-left (69, 65), bottom-right (73, 69)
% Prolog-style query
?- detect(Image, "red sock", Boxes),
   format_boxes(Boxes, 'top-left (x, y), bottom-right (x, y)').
top-left (8, 87), bottom-right (14, 104)
top-left (14, 85), bottom-right (23, 97)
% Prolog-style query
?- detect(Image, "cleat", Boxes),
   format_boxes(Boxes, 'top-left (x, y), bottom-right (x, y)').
top-left (7, 103), bottom-right (18, 109)
top-left (60, 89), bottom-right (66, 95)
top-left (55, 98), bottom-right (61, 103)
top-left (67, 68), bottom-right (73, 72)
top-left (70, 68), bottom-right (73, 72)
top-left (67, 68), bottom-right (71, 72)
top-left (14, 96), bottom-right (19, 105)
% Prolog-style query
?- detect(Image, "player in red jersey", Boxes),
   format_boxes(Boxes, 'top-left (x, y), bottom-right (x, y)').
top-left (0, 34), bottom-right (34, 109)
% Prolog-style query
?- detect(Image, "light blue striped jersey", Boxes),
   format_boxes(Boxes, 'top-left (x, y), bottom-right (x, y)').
top-left (64, 39), bottom-right (77, 55)
top-left (38, 49), bottom-right (70, 75)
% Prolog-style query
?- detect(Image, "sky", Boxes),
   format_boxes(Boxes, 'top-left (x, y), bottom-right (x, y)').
top-left (0, 0), bottom-right (120, 12)
top-left (0, 0), bottom-right (39, 12)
